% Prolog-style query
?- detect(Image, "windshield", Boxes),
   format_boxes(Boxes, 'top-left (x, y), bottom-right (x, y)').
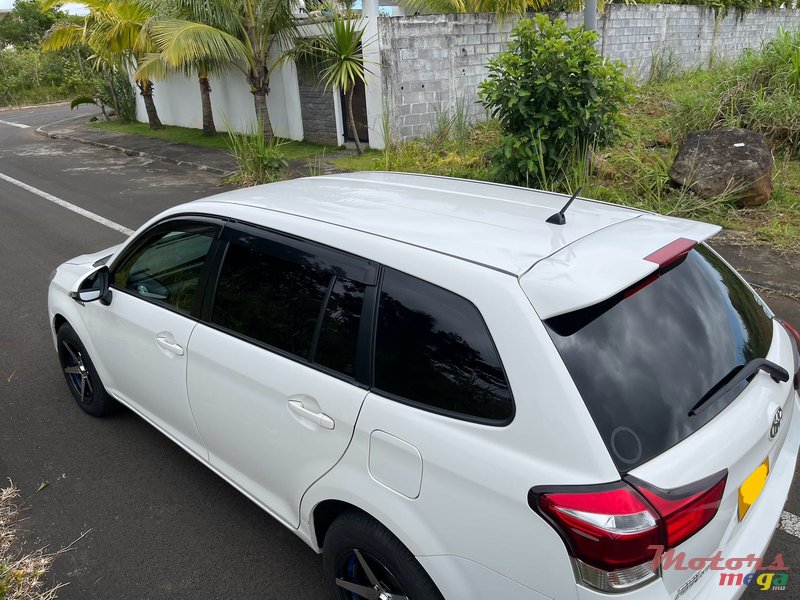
top-left (546, 244), bottom-right (773, 472)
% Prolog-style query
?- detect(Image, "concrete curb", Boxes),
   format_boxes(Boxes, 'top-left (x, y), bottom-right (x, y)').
top-left (34, 122), bottom-right (234, 177)
top-left (0, 101), bottom-right (69, 113)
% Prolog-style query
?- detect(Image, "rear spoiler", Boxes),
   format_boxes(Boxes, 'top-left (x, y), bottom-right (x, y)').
top-left (521, 214), bottom-right (721, 319)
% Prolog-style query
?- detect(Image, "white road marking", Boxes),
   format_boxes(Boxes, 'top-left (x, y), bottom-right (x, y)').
top-left (779, 511), bottom-right (800, 539)
top-left (0, 119), bottom-right (30, 129)
top-left (0, 172), bottom-right (134, 236)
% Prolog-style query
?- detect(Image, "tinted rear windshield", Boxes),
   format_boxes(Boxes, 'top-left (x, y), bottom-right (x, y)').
top-left (546, 244), bottom-right (773, 472)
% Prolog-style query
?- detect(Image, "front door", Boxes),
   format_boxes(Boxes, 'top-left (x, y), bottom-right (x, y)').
top-left (186, 222), bottom-right (375, 526)
top-left (87, 218), bottom-right (221, 458)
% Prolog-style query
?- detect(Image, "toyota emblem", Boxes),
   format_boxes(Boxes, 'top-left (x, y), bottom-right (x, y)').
top-left (770, 407), bottom-right (783, 439)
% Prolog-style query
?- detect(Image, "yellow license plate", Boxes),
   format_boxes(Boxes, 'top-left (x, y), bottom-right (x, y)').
top-left (738, 459), bottom-right (769, 521)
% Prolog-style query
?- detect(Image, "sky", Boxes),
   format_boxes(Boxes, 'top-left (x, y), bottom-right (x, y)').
top-left (0, 1), bottom-right (88, 14)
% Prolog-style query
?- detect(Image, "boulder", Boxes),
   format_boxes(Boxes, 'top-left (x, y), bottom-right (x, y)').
top-left (669, 128), bottom-right (773, 207)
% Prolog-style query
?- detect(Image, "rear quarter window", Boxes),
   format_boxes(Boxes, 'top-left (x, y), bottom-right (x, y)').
top-left (374, 268), bottom-right (513, 423)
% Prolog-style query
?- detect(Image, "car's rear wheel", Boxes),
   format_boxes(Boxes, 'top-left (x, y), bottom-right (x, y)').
top-left (323, 510), bottom-right (444, 600)
top-left (56, 322), bottom-right (115, 417)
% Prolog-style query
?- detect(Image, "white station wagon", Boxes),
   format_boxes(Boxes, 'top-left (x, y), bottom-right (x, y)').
top-left (48, 172), bottom-right (800, 600)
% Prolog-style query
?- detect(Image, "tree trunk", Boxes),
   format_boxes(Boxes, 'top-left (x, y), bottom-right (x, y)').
top-left (198, 74), bottom-right (216, 136)
top-left (253, 91), bottom-right (274, 140)
top-left (345, 86), bottom-right (363, 154)
top-left (138, 79), bottom-right (163, 130)
top-left (105, 70), bottom-right (120, 117)
top-left (249, 63), bottom-right (273, 140)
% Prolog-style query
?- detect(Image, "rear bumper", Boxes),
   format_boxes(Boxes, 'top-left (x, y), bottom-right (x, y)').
top-left (689, 391), bottom-right (800, 600)
top-left (417, 555), bottom-right (554, 600)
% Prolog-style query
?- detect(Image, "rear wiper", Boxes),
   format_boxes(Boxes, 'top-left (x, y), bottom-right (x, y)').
top-left (688, 359), bottom-right (789, 417)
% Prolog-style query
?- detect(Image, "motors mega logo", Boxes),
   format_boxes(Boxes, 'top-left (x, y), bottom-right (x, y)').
top-left (650, 545), bottom-right (790, 595)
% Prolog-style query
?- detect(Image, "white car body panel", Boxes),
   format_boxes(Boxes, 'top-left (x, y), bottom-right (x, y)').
top-left (85, 290), bottom-right (206, 458)
top-left (45, 173), bottom-right (800, 600)
top-left (521, 214), bottom-right (721, 319)
top-left (202, 172), bottom-right (640, 275)
top-left (186, 323), bottom-right (369, 527)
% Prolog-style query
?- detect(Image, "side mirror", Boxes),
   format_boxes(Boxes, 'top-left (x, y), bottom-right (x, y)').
top-left (69, 265), bottom-right (111, 304)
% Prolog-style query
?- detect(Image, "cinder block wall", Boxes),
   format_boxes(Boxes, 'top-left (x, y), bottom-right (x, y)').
top-left (379, 6), bottom-right (800, 141)
top-left (297, 82), bottom-right (339, 145)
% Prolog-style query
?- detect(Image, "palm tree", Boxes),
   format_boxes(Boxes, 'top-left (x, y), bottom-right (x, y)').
top-left (147, 0), bottom-right (299, 139)
top-left (137, 0), bottom-right (247, 136)
top-left (42, 0), bottom-right (165, 129)
top-left (136, 49), bottom-right (232, 135)
top-left (291, 8), bottom-right (370, 153)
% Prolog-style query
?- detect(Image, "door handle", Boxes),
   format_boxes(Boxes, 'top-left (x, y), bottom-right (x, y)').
top-left (288, 399), bottom-right (335, 430)
top-left (156, 336), bottom-right (184, 356)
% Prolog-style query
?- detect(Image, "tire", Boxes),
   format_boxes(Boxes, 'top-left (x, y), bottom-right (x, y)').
top-left (56, 322), bottom-right (116, 417)
top-left (323, 510), bottom-right (444, 600)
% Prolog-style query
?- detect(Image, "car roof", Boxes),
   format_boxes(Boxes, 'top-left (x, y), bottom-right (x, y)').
top-left (199, 171), bottom-right (642, 275)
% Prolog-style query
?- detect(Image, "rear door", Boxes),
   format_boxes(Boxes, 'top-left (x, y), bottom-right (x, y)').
top-left (185, 222), bottom-right (376, 527)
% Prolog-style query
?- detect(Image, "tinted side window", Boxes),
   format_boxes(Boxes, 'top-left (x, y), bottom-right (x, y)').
top-left (314, 278), bottom-right (366, 378)
top-left (212, 238), bottom-right (331, 359)
top-left (374, 268), bottom-right (513, 422)
top-left (211, 231), bottom-right (367, 377)
top-left (113, 221), bottom-right (219, 314)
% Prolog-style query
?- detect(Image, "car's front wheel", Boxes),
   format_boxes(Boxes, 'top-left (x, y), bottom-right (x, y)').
top-left (56, 321), bottom-right (115, 417)
top-left (323, 510), bottom-right (444, 600)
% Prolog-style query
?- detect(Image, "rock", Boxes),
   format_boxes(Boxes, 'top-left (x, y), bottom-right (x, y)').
top-left (669, 128), bottom-right (773, 207)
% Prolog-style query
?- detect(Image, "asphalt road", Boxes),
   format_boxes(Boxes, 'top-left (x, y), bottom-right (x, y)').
top-left (0, 104), bottom-right (328, 599)
top-left (0, 103), bottom-right (798, 600)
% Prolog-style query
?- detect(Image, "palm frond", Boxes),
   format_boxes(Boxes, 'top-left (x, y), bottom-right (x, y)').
top-left (167, 0), bottom-right (246, 38)
top-left (71, 95), bottom-right (99, 109)
top-left (291, 10), bottom-right (371, 94)
top-left (150, 19), bottom-right (250, 69)
top-left (133, 52), bottom-right (171, 81)
top-left (41, 23), bottom-right (86, 51)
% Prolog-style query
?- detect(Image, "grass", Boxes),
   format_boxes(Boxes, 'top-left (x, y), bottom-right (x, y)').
top-left (0, 484), bottom-right (65, 600)
top-left (91, 121), bottom-right (331, 162)
top-left (587, 76), bottom-right (800, 251)
top-left (331, 73), bottom-right (800, 253)
top-left (334, 120), bottom-right (500, 182)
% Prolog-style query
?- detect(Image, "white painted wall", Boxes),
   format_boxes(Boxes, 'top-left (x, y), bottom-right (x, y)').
top-left (135, 57), bottom-right (304, 139)
top-left (362, 0), bottom-right (385, 149)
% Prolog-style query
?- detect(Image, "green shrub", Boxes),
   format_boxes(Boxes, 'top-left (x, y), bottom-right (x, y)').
top-left (101, 70), bottom-right (137, 122)
top-left (0, 46), bottom-right (96, 107)
top-left (671, 29), bottom-right (800, 156)
top-left (225, 119), bottom-right (289, 186)
top-left (479, 15), bottom-right (632, 189)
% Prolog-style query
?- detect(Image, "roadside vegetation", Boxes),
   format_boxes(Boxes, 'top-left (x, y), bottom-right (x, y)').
top-left (0, 1), bottom-right (95, 107)
top-left (0, 484), bottom-right (63, 600)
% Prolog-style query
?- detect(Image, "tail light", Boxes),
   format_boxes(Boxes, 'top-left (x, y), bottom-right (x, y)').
top-left (778, 319), bottom-right (800, 389)
top-left (529, 471), bottom-right (727, 593)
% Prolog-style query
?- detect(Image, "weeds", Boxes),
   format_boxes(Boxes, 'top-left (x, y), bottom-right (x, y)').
top-left (426, 94), bottom-right (475, 153)
top-left (224, 119), bottom-right (289, 186)
top-left (670, 28), bottom-right (800, 157)
top-left (0, 483), bottom-right (70, 600)
top-left (648, 47), bottom-right (680, 83)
